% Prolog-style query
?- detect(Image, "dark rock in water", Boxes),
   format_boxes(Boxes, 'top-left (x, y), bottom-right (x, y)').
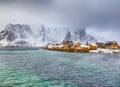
top-left (0, 23), bottom-right (33, 42)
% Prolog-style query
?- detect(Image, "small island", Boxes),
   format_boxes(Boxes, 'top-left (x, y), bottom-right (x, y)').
top-left (44, 40), bottom-right (120, 54)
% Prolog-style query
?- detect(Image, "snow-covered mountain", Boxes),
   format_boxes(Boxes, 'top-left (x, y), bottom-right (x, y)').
top-left (0, 23), bottom-right (96, 46)
top-left (0, 23), bottom-right (33, 41)
top-left (64, 29), bottom-right (96, 42)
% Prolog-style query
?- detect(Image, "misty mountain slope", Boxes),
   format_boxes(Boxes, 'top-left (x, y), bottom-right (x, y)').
top-left (0, 24), bottom-right (34, 46)
top-left (0, 24), bottom-right (96, 46)
top-left (0, 23), bottom-right (33, 41)
top-left (64, 29), bottom-right (96, 42)
top-left (64, 32), bottom-right (72, 41)
top-left (36, 25), bottom-right (67, 43)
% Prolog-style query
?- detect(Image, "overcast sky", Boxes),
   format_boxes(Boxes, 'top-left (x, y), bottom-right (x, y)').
top-left (0, 0), bottom-right (120, 43)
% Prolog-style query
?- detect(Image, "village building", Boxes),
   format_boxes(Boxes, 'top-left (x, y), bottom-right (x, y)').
top-left (60, 45), bottom-right (69, 52)
top-left (96, 42), bottom-right (105, 48)
top-left (62, 40), bottom-right (74, 46)
top-left (74, 43), bottom-right (82, 52)
top-left (69, 45), bottom-right (76, 52)
top-left (81, 45), bottom-right (90, 52)
top-left (44, 31), bottom-right (120, 53)
top-left (89, 43), bottom-right (97, 50)
top-left (51, 44), bottom-right (59, 51)
top-left (104, 41), bottom-right (119, 49)
top-left (45, 43), bottom-right (53, 50)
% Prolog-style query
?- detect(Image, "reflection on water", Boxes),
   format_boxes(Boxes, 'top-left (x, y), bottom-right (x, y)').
top-left (0, 49), bottom-right (120, 87)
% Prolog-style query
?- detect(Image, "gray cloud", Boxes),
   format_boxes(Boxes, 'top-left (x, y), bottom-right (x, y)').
top-left (1, 0), bottom-right (120, 27)
top-left (52, 0), bottom-right (120, 28)
top-left (0, 0), bottom-right (120, 42)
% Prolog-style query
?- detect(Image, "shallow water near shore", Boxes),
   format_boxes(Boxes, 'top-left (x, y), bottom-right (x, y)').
top-left (0, 49), bottom-right (120, 87)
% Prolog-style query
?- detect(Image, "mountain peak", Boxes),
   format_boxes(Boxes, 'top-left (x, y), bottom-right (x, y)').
top-left (0, 24), bottom-right (97, 46)
top-left (5, 23), bottom-right (29, 30)
top-left (0, 23), bottom-right (33, 42)
top-left (64, 32), bottom-right (71, 41)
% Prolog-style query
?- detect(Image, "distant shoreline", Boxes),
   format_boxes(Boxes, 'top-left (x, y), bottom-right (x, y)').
top-left (0, 47), bottom-right (40, 50)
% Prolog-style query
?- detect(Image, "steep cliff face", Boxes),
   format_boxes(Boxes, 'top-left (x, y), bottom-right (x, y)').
top-left (64, 29), bottom-right (96, 42)
top-left (37, 25), bottom-right (67, 43)
top-left (0, 24), bottom-right (34, 46)
top-left (0, 23), bottom-right (96, 46)
top-left (64, 32), bottom-right (72, 41)
top-left (40, 25), bottom-right (46, 42)
top-left (0, 23), bottom-right (33, 42)
top-left (38, 25), bottom-right (50, 42)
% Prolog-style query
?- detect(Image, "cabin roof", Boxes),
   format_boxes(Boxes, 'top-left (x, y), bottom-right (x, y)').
top-left (90, 43), bottom-right (97, 46)
top-left (96, 42), bottom-right (105, 47)
top-left (81, 45), bottom-right (89, 48)
top-left (104, 42), bottom-right (113, 46)
top-left (104, 41), bottom-right (116, 46)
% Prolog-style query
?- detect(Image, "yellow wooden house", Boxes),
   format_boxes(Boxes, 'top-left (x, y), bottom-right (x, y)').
top-left (60, 45), bottom-right (69, 52)
top-left (104, 41), bottom-right (119, 49)
top-left (51, 44), bottom-right (59, 51)
top-left (89, 44), bottom-right (97, 50)
top-left (81, 45), bottom-right (90, 52)
top-left (74, 44), bottom-right (82, 52)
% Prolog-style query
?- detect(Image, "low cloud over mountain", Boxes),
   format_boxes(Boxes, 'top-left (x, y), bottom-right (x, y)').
top-left (0, 0), bottom-right (120, 43)
top-left (0, 24), bottom-right (96, 46)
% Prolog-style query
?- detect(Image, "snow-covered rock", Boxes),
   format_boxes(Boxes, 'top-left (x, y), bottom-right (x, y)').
top-left (0, 23), bottom-right (97, 47)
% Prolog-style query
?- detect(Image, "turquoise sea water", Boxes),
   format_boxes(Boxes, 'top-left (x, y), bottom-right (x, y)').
top-left (0, 49), bottom-right (120, 87)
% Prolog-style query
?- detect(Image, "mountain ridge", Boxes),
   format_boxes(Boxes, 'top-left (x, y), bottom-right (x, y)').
top-left (0, 23), bottom-right (96, 46)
